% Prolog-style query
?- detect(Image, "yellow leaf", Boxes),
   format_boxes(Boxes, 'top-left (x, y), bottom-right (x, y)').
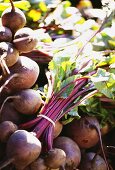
top-left (38, 1), bottom-right (47, 12)
top-left (28, 9), bottom-right (41, 22)
top-left (0, 1), bottom-right (31, 11)
top-left (108, 40), bottom-right (115, 49)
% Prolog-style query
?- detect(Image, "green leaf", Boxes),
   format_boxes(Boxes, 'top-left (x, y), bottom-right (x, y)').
top-left (108, 40), bottom-right (115, 49)
top-left (67, 106), bottom-right (80, 117)
top-left (60, 76), bottom-right (76, 98)
top-left (49, 52), bottom-right (76, 93)
top-left (96, 54), bottom-right (115, 67)
top-left (79, 96), bottom-right (115, 125)
top-left (61, 116), bottom-right (74, 125)
top-left (91, 68), bottom-right (115, 98)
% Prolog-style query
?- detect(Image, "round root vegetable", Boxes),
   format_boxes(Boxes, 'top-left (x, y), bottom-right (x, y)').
top-left (13, 36), bottom-right (38, 54)
top-left (13, 27), bottom-right (38, 53)
top-left (0, 121), bottom-right (17, 142)
top-left (101, 123), bottom-right (110, 136)
top-left (0, 42), bottom-right (19, 73)
top-left (1, 0), bottom-right (26, 33)
top-left (0, 101), bottom-right (22, 125)
top-left (65, 116), bottom-right (110, 170)
top-left (0, 130), bottom-right (42, 170)
top-left (12, 89), bottom-right (43, 115)
top-left (53, 136), bottom-right (81, 169)
top-left (29, 157), bottom-right (47, 170)
top-left (14, 27), bottom-right (34, 39)
top-left (80, 152), bottom-right (107, 170)
top-left (44, 148), bottom-right (66, 169)
top-left (1, 56), bottom-right (40, 93)
top-left (0, 26), bottom-right (12, 42)
top-left (65, 116), bottom-right (100, 149)
top-left (53, 121), bottom-right (63, 139)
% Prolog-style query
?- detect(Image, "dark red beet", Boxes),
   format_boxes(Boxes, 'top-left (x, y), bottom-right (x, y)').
top-left (0, 42), bottom-right (19, 70)
top-left (13, 27), bottom-right (38, 53)
top-left (0, 101), bottom-right (22, 125)
top-left (44, 148), bottom-right (66, 169)
top-left (53, 121), bottom-right (63, 139)
top-left (0, 26), bottom-right (12, 42)
top-left (53, 136), bottom-right (81, 169)
top-left (80, 152), bottom-right (107, 170)
top-left (1, 56), bottom-right (39, 93)
top-left (0, 130), bottom-right (42, 170)
top-left (12, 89), bottom-right (43, 115)
top-left (29, 158), bottom-right (47, 170)
top-left (0, 121), bottom-right (17, 142)
top-left (65, 116), bottom-right (100, 148)
top-left (1, 0), bottom-right (26, 33)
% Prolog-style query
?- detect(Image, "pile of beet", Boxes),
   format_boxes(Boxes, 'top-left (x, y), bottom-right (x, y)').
top-left (0, 0), bottom-right (44, 169)
top-left (0, 0), bottom-right (114, 170)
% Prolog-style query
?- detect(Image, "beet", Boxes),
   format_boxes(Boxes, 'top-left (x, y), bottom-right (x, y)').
top-left (0, 42), bottom-right (19, 71)
top-left (0, 101), bottom-right (22, 125)
top-left (13, 36), bottom-right (38, 54)
top-left (0, 121), bottom-right (17, 142)
top-left (101, 123), bottom-right (110, 136)
top-left (12, 89), bottom-right (43, 115)
top-left (80, 152), bottom-right (107, 170)
top-left (0, 130), bottom-right (42, 170)
top-left (44, 148), bottom-right (66, 169)
top-left (65, 116), bottom-right (100, 149)
top-left (65, 116), bottom-right (110, 170)
top-left (0, 26), bottom-right (12, 42)
top-left (28, 157), bottom-right (47, 170)
top-left (14, 27), bottom-right (34, 39)
top-left (53, 121), bottom-right (63, 139)
top-left (53, 136), bottom-right (81, 169)
top-left (13, 27), bottom-right (38, 53)
top-left (1, 56), bottom-right (39, 93)
top-left (1, 0), bottom-right (26, 33)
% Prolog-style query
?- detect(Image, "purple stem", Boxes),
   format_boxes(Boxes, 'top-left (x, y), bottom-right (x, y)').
top-left (19, 117), bottom-right (40, 129)
top-left (29, 79), bottom-right (88, 137)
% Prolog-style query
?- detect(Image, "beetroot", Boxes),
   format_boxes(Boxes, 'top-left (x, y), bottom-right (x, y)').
top-left (0, 121), bottom-right (17, 142)
top-left (0, 101), bottom-right (22, 124)
top-left (0, 26), bottom-right (12, 42)
top-left (65, 116), bottom-right (109, 170)
top-left (80, 152), bottom-right (107, 170)
top-left (13, 27), bottom-right (38, 53)
top-left (65, 116), bottom-right (100, 149)
top-left (29, 158), bottom-right (47, 170)
top-left (1, 0), bottom-right (26, 33)
top-left (0, 42), bottom-right (19, 73)
top-left (53, 121), bottom-right (63, 139)
top-left (53, 136), bottom-right (81, 169)
top-left (44, 148), bottom-right (66, 169)
top-left (1, 56), bottom-right (40, 93)
top-left (0, 130), bottom-right (42, 170)
top-left (12, 89), bottom-right (43, 115)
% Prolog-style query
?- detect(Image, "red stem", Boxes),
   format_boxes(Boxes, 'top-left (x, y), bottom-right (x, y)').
top-left (33, 99), bottom-right (64, 137)
top-left (19, 77), bottom-right (94, 152)
top-left (19, 117), bottom-right (40, 129)
top-left (19, 78), bottom-right (88, 130)
top-left (33, 80), bottom-right (88, 137)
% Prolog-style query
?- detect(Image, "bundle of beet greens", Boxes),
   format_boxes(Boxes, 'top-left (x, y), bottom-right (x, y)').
top-left (19, 11), bottom-right (115, 151)
top-left (19, 52), bottom-right (115, 151)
